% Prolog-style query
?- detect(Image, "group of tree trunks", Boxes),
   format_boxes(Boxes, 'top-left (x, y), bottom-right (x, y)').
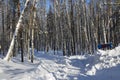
top-left (0, 0), bottom-right (120, 62)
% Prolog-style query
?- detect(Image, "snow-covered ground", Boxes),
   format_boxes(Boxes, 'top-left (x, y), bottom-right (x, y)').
top-left (0, 45), bottom-right (120, 80)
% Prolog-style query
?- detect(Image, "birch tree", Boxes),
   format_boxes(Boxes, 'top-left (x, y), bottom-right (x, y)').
top-left (4, 0), bottom-right (30, 61)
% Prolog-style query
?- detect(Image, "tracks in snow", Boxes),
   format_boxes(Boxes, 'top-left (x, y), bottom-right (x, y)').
top-left (36, 59), bottom-right (68, 80)
top-left (34, 56), bottom-right (81, 80)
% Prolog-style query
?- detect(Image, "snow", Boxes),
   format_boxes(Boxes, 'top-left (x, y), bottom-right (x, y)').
top-left (0, 45), bottom-right (120, 80)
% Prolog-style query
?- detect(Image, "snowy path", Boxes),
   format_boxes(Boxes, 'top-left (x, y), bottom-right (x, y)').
top-left (0, 46), bottom-right (120, 80)
top-left (24, 54), bottom-right (81, 80)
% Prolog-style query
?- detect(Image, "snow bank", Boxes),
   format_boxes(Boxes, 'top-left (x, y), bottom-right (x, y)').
top-left (84, 45), bottom-right (120, 80)
top-left (67, 45), bottom-right (120, 80)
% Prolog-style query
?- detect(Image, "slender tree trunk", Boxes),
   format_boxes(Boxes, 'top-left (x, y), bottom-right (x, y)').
top-left (31, 0), bottom-right (36, 63)
top-left (27, 27), bottom-right (30, 60)
top-left (20, 29), bottom-right (24, 62)
top-left (2, 3), bottom-right (5, 56)
top-left (31, 28), bottom-right (34, 63)
top-left (4, 0), bottom-right (30, 61)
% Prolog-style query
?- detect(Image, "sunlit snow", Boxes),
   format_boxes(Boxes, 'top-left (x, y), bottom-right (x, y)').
top-left (0, 45), bottom-right (120, 80)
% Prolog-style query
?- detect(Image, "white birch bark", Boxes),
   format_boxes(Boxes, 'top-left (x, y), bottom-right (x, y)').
top-left (102, 19), bottom-right (107, 44)
top-left (31, 11), bottom-right (36, 63)
top-left (82, 0), bottom-right (89, 53)
top-left (31, 0), bottom-right (37, 63)
top-left (4, 0), bottom-right (30, 61)
top-left (27, 26), bottom-right (30, 60)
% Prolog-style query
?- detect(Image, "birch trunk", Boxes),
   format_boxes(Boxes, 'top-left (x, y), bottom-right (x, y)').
top-left (31, 0), bottom-right (36, 63)
top-left (31, 28), bottom-right (34, 63)
top-left (27, 26), bottom-right (30, 60)
top-left (102, 19), bottom-right (107, 44)
top-left (82, 0), bottom-right (89, 53)
top-left (2, 3), bottom-right (5, 55)
top-left (4, 0), bottom-right (30, 61)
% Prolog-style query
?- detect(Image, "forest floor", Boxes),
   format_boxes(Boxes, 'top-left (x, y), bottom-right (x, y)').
top-left (0, 45), bottom-right (120, 80)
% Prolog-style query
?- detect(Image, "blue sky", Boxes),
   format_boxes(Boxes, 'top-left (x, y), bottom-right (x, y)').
top-left (46, 0), bottom-right (50, 9)
top-left (46, 0), bottom-right (51, 12)
top-left (46, 0), bottom-right (91, 11)
top-left (86, 0), bottom-right (90, 3)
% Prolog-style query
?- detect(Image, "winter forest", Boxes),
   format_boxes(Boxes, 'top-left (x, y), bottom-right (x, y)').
top-left (0, 0), bottom-right (120, 80)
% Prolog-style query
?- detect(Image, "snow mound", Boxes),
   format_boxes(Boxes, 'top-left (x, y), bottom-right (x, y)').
top-left (85, 45), bottom-right (120, 78)
top-left (68, 46), bottom-right (120, 78)
top-left (97, 46), bottom-right (120, 69)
